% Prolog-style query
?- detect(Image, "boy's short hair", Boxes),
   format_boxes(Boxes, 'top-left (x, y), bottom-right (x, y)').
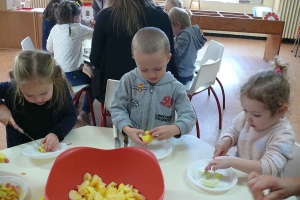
top-left (168, 7), bottom-right (191, 29)
top-left (132, 27), bottom-right (170, 55)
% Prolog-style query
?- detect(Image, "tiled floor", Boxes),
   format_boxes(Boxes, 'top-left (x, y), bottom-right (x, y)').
top-left (0, 36), bottom-right (299, 151)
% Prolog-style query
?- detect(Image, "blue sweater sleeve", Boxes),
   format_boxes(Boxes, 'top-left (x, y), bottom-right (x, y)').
top-left (50, 89), bottom-right (77, 141)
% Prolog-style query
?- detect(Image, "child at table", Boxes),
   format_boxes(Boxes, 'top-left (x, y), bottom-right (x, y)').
top-left (42, 0), bottom-right (61, 50)
top-left (110, 27), bottom-right (196, 145)
top-left (168, 7), bottom-right (207, 85)
top-left (205, 56), bottom-right (295, 177)
top-left (0, 50), bottom-right (77, 151)
top-left (47, 0), bottom-right (94, 126)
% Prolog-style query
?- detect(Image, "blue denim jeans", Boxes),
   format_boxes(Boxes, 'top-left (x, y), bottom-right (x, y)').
top-left (65, 70), bottom-right (94, 113)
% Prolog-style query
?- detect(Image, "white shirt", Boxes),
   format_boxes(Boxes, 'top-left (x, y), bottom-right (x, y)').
top-left (47, 23), bottom-right (94, 72)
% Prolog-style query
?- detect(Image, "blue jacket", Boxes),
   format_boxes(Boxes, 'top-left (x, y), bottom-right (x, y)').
top-left (0, 82), bottom-right (77, 148)
top-left (174, 25), bottom-right (207, 78)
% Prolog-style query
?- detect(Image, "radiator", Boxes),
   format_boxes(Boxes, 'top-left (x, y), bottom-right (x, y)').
top-left (278, 0), bottom-right (300, 39)
top-left (30, 0), bottom-right (49, 8)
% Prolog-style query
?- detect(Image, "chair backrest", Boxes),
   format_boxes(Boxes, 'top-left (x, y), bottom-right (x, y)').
top-left (283, 143), bottom-right (300, 178)
top-left (186, 58), bottom-right (221, 95)
top-left (105, 79), bottom-right (120, 112)
top-left (21, 37), bottom-right (35, 50)
top-left (199, 40), bottom-right (224, 72)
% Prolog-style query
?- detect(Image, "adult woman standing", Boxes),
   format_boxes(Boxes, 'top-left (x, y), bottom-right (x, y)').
top-left (90, 0), bottom-right (178, 103)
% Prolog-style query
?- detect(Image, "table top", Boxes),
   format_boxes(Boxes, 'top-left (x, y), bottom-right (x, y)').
top-left (0, 126), bottom-right (296, 200)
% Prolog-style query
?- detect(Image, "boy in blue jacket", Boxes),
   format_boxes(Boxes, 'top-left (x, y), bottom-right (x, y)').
top-left (168, 7), bottom-right (207, 85)
top-left (110, 27), bottom-right (196, 145)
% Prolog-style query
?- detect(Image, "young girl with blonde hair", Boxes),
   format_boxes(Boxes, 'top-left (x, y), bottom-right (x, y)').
top-left (47, 0), bottom-right (94, 125)
top-left (0, 50), bottom-right (77, 152)
top-left (205, 56), bottom-right (295, 177)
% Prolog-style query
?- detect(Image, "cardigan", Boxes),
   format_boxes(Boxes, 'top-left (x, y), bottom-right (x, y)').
top-left (0, 82), bottom-right (77, 148)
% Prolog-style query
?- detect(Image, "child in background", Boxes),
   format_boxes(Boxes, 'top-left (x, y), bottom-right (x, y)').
top-left (164, 0), bottom-right (183, 14)
top-left (205, 56), bottom-right (295, 177)
top-left (0, 50), bottom-right (77, 151)
top-left (168, 7), bottom-right (207, 85)
top-left (42, 0), bottom-right (61, 50)
top-left (110, 27), bottom-right (196, 145)
top-left (47, 0), bottom-right (94, 126)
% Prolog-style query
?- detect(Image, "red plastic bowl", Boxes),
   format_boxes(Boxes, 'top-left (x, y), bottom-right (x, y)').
top-left (45, 147), bottom-right (164, 200)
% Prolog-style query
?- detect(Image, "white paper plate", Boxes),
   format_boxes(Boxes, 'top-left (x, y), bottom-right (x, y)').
top-left (187, 159), bottom-right (238, 192)
top-left (22, 140), bottom-right (69, 159)
top-left (128, 139), bottom-right (173, 160)
top-left (0, 176), bottom-right (28, 200)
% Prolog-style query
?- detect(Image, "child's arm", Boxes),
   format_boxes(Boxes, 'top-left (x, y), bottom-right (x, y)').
top-left (172, 84), bottom-right (197, 136)
top-left (46, 28), bottom-right (54, 53)
top-left (48, 89), bottom-right (77, 144)
top-left (174, 32), bottom-right (190, 58)
top-left (205, 156), bottom-right (262, 174)
top-left (80, 24), bottom-right (94, 39)
top-left (0, 104), bottom-right (17, 129)
top-left (149, 124), bottom-right (180, 140)
top-left (259, 129), bottom-right (295, 176)
top-left (122, 126), bottom-right (148, 145)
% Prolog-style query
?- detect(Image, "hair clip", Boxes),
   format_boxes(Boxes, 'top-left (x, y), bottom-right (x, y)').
top-left (275, 67), bottom-right (281, 74)
top-left (73, 0), bottom-right (80, 6)
top-left (277, 102), bottom-right (284, 107)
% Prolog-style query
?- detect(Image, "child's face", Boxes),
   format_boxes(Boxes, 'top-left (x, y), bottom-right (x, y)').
top-left (241, 95), bottom-right (282, 131)
top-left (171, 22), bottom-right (182, 36)
top-left (20, 81), bottom-right (53, 105)
top-left (164, 1), bottom-right (175, 14)
top-left (133, 49), bottom-right (171, 84)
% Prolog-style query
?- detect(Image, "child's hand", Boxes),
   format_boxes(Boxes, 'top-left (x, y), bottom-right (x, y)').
top-left (205, 156), bottom-right (232, 171)
top-left (0, 104), bottom-right (17, 129)
top-left (123, 126), bottom-right (147, 145)
top-left (41, 133), bottom-right (59, 152)
top-left (149, 125), bottom-right (180, 141)
top-left (213, 136), bottom-right (232, 158)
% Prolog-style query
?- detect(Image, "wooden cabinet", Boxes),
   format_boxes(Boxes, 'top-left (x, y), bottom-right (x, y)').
top-left (0, 9), bottom-right (43, 49)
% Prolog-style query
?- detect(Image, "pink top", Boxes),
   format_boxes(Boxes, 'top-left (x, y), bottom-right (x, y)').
top-left (221, 112), bottom-right (295, 177)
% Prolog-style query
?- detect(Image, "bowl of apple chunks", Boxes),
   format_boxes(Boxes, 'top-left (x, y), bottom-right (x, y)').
top-left (45, 147), bottom-right (164, 200)
top-left (0, 176), bottom-right (27, 200)
top-left (69, 173), bottom-right (146, 200)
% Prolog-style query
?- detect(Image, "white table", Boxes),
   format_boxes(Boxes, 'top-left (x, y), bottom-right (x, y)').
top-left (0, 126), bottom-right (296, 200)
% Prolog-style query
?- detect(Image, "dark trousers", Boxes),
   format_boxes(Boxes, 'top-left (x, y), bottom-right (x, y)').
top-left (65, 70), bottom-right (94, 113)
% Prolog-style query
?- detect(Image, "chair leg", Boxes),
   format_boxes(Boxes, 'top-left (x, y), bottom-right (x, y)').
top-left (207, 88), bottom-right (210, 96)
top-left (196, 118), bottom-right (200, 138)
top-left (100, 103), bottom-right (107, 127)
top-left (72, 90), bottom-right (84, 107)
top-left (209, 86), bottom-right (222, 129)
top-left (190, 104), bottom-right (200, 138)
top-left (85, 89), bottom-right (96, 126)
top-left (216, 77), bottom-right (225, 109)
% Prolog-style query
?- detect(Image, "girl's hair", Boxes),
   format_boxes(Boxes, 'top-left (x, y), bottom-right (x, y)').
top-left (11, 50), bottom-right (72, 112)
top-left (240, 56), bottom-right (290, 115)
top-left (108, 0), bottom-right (155, 37)
top-left (43, 0), bottom-right (61, 22)
top-left (166, 0), bottom-right (183, 8)
top-left (55, 0), bottom-right (82, 36)
top-left (168, 7), bottom-right (191, 29)
top-left (132, 27), bottom-right (170, 55)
